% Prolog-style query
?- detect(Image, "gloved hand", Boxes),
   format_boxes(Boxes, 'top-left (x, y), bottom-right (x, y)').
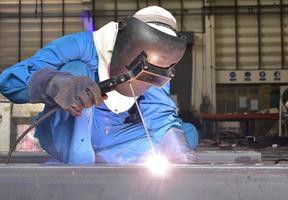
top-left (29, 68), bottom-right (104, 116)
top-left (160, 127), bottom-right (197, 163)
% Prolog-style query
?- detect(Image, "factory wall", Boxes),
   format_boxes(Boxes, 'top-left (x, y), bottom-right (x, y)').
top-left (0, 0), bottom-right (288, 115)
top-left (212, 0), bottom-right (288, 113)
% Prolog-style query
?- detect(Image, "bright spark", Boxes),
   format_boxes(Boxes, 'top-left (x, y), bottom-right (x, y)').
top-left (145, 154), bottom-right (170, 177)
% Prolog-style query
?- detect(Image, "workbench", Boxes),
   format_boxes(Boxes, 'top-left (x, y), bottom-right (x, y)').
top-left (198, 113), bottom-right (279, 142)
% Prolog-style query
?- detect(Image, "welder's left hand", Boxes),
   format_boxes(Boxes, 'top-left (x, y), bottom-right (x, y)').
top-left (160, 128), bottom-right (197, 163)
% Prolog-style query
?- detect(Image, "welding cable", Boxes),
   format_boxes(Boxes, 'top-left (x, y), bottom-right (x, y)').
top-left (274, 158), bottom-right (288, 164)
top-left (6, 89), bottom-right (108, 163)
top-left (6, 107), bottom-right (60, 164)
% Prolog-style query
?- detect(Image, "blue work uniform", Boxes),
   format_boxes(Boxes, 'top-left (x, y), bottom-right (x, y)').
top-left (0, 32), bottom-right (198, 164)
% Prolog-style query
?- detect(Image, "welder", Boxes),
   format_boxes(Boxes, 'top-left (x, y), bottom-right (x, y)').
top-left (0, 6), bottom-right (198, 164)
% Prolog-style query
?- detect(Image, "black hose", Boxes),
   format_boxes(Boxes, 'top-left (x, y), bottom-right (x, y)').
top-left (6, 107), bottom-right (60, 164)
top-left (274, 158), bottom-right (288, 164)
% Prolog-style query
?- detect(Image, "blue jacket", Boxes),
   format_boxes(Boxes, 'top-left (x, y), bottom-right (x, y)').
top-left (0, 32), bottom-right (197, 163)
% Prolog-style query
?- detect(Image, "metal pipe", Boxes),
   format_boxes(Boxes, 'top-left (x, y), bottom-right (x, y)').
top-left (180, 0), bottom-right (184, 31)
top-left (5, 5), bottom-right (288, 19)
top-left (136, 0), bottom-right (140, 10)
top-left (62, 0), bottom-right (65, 35)
top-left (234, 0), bottom-right (239, 70)
top-left (280, 0), bottom-right (285, 69)
top-left (114, 0), bottom-right (118, 21)
top-left (224, 87), bottom-right (227, 113)
top-left (257, 0), bottom-right (262, 70)
top-left (40, 0), bottom-right (43, 48)
top-left (235, 86), bottom-right (238, 112)
top-left (92, 0), bottom-right (95, 30)
top-left (201, 0), bottom-right (206, 33)
top-left (18, 0), bottom-right (21, 62)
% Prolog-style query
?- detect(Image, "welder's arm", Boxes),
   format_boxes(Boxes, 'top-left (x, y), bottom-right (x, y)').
top-left (140, 83), bottom-right (197, 163)
top-left (0, 32), bottom-right (97, 103)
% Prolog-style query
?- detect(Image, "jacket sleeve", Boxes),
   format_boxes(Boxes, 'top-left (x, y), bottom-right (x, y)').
top-left (0, 31), bottom-right (98, 103)
top-left (140, 82), bottom-right (183, 131)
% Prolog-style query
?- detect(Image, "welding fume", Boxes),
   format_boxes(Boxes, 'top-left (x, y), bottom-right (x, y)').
top-left (0, 6), bottom-right (198, 165)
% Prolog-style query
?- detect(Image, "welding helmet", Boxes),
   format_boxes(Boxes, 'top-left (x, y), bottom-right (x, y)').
top-left (103, 6), bottom-right (187, 113)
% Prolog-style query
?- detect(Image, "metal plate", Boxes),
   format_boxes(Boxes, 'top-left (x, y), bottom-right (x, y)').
top-left (195, 150), bottom-right (261, 163)
top-left (0, 150), bottom-right (262, 164)
top-left (0, 164), bottom-right (288, 200)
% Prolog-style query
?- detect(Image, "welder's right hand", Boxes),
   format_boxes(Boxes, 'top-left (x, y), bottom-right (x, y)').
top-left (29, 68), bottom-right (104, 116)
top-left (47, 75), bottom-right (104, 116)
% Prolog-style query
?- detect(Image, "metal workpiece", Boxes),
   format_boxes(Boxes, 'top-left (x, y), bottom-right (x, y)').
top-left (195, 150), bottom-right (262, 164)
top-left (0, 150), bottom-right (262, 164)
top-left (1, 149), bottom-right (262, 165)
top-left (0, 164), bottom-right (288, 200)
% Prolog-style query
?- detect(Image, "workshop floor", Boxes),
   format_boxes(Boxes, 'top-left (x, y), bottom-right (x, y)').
top-left (197, 145), bottom-right (288, 164)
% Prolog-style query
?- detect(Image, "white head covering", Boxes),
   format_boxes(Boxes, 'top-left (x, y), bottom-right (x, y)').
top-left (133, 6), bottom-right (177, 36)
top-left (94, 6), bottom-right (178, 114)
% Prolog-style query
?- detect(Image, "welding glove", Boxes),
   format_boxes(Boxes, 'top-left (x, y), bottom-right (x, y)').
top-left (29, 68), bottom-right (103, 116)
top-left (160, 127), bottom-right (197, 163)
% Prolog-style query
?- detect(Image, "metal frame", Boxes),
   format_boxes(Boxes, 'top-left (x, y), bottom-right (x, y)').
top-left (62, 0), bottom-right (65, 35)
top-left (234, 0), bottom-right (239, 70)
top-left (180, 0), bottom-right (184, 31)
top-left (17, 0), bottom-right (21, 62)
top-left (40, 0), bottom-right (43, 48)
top-left (280, 0), bottom-right (285, 69)
top-left (3, 3), bottom-right (288, 18)
top-left (257, 0), bottom-right (262, 70)
top-left (2, 1), bottom-right (288, 71)
top-left (114, 0), bottom-right (118, 22)
top-left (92, 0), bottom-right (95, 30)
